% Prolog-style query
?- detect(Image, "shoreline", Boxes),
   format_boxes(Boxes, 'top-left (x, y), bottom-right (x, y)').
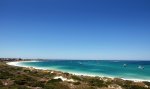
top-left (6, 61), bottom-right (150, 82)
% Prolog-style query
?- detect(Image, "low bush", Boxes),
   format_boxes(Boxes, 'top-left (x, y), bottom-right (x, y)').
top-left (44, 83), bottom-right (69, 89)
top-left (73, 82), bottom-right (81, 85)
top-left (47, 78), bottom-right (62, 83)
top-left (71, 75), bottom-right (81, 81)
top-left (88, 78), bottom-right (107, 87)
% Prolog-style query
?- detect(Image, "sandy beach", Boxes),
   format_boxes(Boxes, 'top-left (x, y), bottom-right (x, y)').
top-left (6, 61), bottom-right (150, 82)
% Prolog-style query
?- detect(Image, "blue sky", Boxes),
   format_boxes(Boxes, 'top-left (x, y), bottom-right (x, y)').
top-left (0, 0), bottom-right (150, 60)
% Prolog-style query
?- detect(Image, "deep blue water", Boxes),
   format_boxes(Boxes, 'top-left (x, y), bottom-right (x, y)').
top-left (18, 60), bottom-right (150, 81)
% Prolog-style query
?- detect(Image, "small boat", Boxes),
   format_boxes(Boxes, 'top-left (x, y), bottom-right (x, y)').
top-left (138, 65), bottom-right (144, 70)
top-left (123, 64), bottom-right (127, 67)
top-left (79, 62), bottom-right (82, 64)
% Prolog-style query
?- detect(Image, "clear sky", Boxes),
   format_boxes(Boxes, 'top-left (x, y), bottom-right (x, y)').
top-left (0, 0), bottom-right (150, 60)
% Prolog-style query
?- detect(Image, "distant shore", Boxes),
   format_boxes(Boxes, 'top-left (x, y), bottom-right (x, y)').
top-left (6, 61), bottom-right (150, 82)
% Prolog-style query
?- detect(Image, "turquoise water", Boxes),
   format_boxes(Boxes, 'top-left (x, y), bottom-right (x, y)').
top-left (18, 60), bottom-right (150, 81)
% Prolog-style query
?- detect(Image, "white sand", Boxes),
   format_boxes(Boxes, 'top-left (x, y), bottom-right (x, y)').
top-left (121, 78), bottom-right (150, 82)
top-left (7, 61), bottom-right (21, 66)
top-left (54, 76), bottom-right (75, 82)
top-left (6, 61), bottom-right (41, 68)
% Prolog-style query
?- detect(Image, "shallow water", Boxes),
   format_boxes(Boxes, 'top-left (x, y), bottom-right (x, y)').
top-left (18, 60), bottom-right (150, 81)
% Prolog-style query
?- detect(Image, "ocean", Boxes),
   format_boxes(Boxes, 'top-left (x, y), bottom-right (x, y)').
top-left (14, 60), bottom-right (150, 81)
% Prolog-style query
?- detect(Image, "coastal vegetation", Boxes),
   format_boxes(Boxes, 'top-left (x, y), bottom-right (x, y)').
top-left (0, 60), bottom-right (150, 89)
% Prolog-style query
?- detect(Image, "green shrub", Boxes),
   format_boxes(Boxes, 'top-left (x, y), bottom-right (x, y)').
top-left (129, 85), bottom-right (149, 89)
top-left (0, 80), bottom-right (3, 86)
top-left (31, 81), bottom-right (44, 87)
top-left (73, 82), bottom-right (81, 85)
top-left (87, 86), bottom-right (96, 89)
top-left (14, 79), bottom-right (27, 85)
top-left (47, 78), bottom-right (62, 83)
top-left (17, 85), bottom-right (30, 89)
top-left (144, 81), bottom-right (150, 86)
top-left (64, 72), bottom-right (69, 76)
top-left (0, 71), bottom-right (13, 79)
top-left (1, 85), bottom-right (30, 89)
top-left (44, 83), bottom-right (69, 89)
top-left (14, 75), bottom-right (35, 85)
top-left (88, 78), bottom-right (107, 87)
top-left (71, 75), bottom-right (81, 81)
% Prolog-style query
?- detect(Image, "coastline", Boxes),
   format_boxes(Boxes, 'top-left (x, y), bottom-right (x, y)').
top-left (6, 61), bottom-right (150, 82)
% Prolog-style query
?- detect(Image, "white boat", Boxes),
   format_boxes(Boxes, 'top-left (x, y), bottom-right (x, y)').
top-left (123, 64), bottom-right (127, 67)
top-left (138, 65), bottom-right (144, 70)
